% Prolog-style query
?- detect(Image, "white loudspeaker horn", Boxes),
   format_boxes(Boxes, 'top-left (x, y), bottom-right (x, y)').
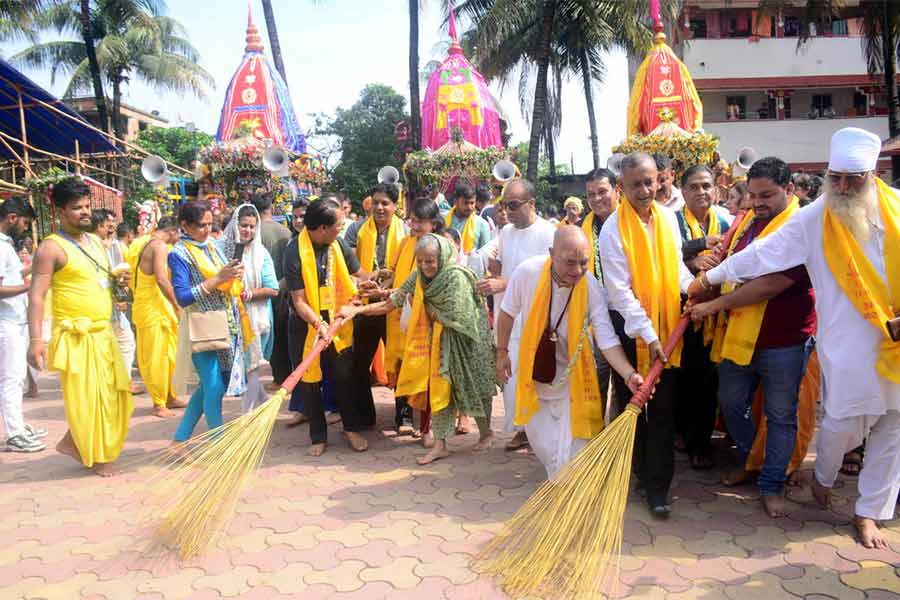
top-left (377, 165), bottom-right (400, 185)
top-left (141, 154), bottom-right (169, 188)
top-left (263, 145), bottom-right (290, 177)
top-left (606, 153), bottom-right (626, 176)
top-left (733, 147), bottom-right (758, 176)
top-left (492, 159), bottom-right (517, 183)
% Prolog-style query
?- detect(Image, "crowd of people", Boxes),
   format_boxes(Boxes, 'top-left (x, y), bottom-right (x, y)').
top-left (0, 126), bottom-right (896, 549)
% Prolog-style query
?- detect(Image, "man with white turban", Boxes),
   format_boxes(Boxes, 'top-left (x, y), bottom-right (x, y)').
top-left (689, 127), bottom-right (900, 549)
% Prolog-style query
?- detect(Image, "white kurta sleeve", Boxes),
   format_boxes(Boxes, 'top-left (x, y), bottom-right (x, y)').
top-left (586, 274), bottom-right (620, 350)
top-left (706, 208), bottom-right (810, 286)
top-left (599, 214), bottom-right (659, 345)
top-left (499, 262), bottom-right (525, 318)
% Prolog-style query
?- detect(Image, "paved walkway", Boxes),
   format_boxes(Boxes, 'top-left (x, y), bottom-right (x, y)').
top-left (2, 371), bottom-right (899, 599)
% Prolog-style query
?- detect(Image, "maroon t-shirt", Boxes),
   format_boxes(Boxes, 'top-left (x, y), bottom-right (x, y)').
top-left (731, 218), bottom-right (817, 349)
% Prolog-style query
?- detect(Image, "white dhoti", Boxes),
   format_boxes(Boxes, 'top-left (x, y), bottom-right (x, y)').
top-left (525, 393), bottom-right (588, 480)
top-left (814, 409), bottom-right (900, 521)
top-left (503, 334), bottom-right (523, 433)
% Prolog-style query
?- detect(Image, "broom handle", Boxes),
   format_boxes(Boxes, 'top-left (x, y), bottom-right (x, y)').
top-left (629, 210), bottom-right (747, 409)
top-left (277, 316), bottom-right (347, 396)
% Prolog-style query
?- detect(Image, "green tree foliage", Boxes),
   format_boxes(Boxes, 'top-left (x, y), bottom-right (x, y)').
top-left (133, 125), bottom-right (213, 170)
top-left (326, 84), bottom-right (409, 203)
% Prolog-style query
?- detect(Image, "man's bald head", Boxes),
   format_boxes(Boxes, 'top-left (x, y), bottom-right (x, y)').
top-left (620, 152), bottom-right (659, 212)
top-left (550, 225), bottom-right (591, 288)
top-left (502, 178), bottom-right (538, 229)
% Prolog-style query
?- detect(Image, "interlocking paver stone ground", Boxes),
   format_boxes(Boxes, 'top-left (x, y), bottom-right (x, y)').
top-left (2, 370), bottom-right (898, 599)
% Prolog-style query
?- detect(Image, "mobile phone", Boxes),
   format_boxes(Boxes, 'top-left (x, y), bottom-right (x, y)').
top-left (233, 243), bottom-right (245, 262)
top-left (888, 317), bottom-right (900, 342)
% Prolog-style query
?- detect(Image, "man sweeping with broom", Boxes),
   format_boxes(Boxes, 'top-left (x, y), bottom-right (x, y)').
top-left (496, 225), bottom-right (645, 479)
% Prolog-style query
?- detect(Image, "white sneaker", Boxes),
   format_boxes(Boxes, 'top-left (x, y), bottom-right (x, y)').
top-left (24, 424), bottom-right (48, 439)
top-left (5, 434), bottom-right (46, 453)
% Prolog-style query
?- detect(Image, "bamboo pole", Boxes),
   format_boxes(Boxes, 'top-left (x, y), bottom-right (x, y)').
top-left (0, 178), bottom-right (25, 191)
top-left (75, 140), bottom-right (81, 175)
top-left (16, 85), bottom-right (29, 170)
top-left (0, 136), bottom-right (36, 178)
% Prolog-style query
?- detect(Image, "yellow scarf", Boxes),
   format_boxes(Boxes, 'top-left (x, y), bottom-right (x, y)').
top-left (357, 215), bottom-right (405, 273)
top-left (515, 259), bottom-right (603, 439)
top-left (711, 196), bottom-right (800, 366)
top-left (617, 199), bottom-right (683, 374)
top-left (298, 228), bottom-right (357, 383)
top-left (581, 212), bottom-right (599, 278)
top-left (683, 207), bottom-right (721, 344)
top-left (395, 277), bottom-right (452, 412)
top-left (824, 178), bottom-right (900, 382)
top-left (445, 207), bottom-right (477, 253)
top-left (385, 236), bottom-right (418, 381)
top-left (182, 242), bottom-right (254, 349)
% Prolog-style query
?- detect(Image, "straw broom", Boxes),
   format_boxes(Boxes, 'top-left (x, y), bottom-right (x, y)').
top-left (474, 212), bottom-right (746, 600)
top-left (145, 317), bottom-right (347, 561)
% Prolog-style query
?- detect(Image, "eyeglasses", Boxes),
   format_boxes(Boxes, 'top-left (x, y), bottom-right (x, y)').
top-left (502, 199), bottom-right (528, 211)
top-left (826, 171), bottom-right (868, 185)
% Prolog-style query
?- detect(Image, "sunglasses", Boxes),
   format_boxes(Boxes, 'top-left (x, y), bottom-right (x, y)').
top-left (502, 199), bottom-right (528, 211)
top-left (826, 171), bottom-right (867, 185)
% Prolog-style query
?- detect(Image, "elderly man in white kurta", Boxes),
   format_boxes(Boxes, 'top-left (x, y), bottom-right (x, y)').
top-left (690, 127), bottom-right (900, 549)
top-left (495, 226), bottom-right (643, 478)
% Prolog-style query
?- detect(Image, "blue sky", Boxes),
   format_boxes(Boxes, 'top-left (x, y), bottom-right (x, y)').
top-left (6, 0), bottom-right (629, 173)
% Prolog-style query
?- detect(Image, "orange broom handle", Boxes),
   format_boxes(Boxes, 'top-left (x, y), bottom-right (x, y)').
top-left (629, 210), bottom-right (747, 409)
top-left (278, 316), bottom-right (347, 395)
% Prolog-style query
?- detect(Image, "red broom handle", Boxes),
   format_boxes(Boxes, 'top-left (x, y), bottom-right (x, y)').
top-left (277, 316), bottom-right (347, 396)
top-left (629, 210), bottom-right (747, 409)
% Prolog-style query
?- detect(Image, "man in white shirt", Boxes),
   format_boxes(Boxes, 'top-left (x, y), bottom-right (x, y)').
top-left (654, 153), bottom-right (685, 212)
top-left (496, 227), bottom-right (644, 478)
top-left (600, 153), bottom-right (694, 518)
top-left (476, 178), bottom-right (557, 450)
top-left (0, 198), bottom-right (46, 452)
top-left (689, 127), bottom-right (900, 549)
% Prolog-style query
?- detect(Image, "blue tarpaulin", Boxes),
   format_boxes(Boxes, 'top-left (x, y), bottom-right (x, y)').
top-left (0, 59), bottom-right (120, 161)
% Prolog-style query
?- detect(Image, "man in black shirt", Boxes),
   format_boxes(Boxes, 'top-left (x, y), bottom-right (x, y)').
top-left (282, 198), bottom-right (368, 455)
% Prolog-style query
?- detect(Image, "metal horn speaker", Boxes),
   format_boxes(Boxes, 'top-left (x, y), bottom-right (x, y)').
top-left (263, 145), bottom-right (290, 177)
top-left (733, 147), bottom-right (758, 176)
top-left (606, 153), bottom-right (626, 176)
top-left (377, 165), bottom-right (400, 185)
top-left (492, 159), bottom-right (517, 183)
top-left (141, 155), bottom-right (169, 186)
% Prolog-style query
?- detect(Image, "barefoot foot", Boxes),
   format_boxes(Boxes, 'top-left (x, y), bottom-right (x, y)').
top-left (417, 446), bottom-right (450, 465)
top-left (285, 413), bottom-right (307, 428)
top-left (854, 515), bottom-right (888, 549)
top-left (810, 475), bottom-right (832, 509)
top-left (721, 466), bottom-right (753, 487)
top-left (153, 405), bottom-right (175, 418)
top-left (343, 431), bottom-right (368, 452)
top-left (474, 432), bottom-right (494, 451)
top-left (93, 462), bottom-right (120, 477)
top-left (505, 430), bottom-right (529, 451)
top-left (166, 397), bottom-right (188, 409)
top-left (306, 443), bottom-right (326, 457)
top-left (422, 431), bottom-right (434, 449)
top-left (761, 494), bottom-right (788, 518)
top-left (55, 432), bottom-right (81, 464)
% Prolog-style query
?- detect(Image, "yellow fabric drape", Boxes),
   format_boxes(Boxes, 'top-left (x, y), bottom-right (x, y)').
top-left (385, 236), bottom-right (417, 381)
top-left (683, 208), bottom-right (721, 344)
top-left (445, 208), bottom-right (477, 253)
top-left (514, 259), bottom-right (603, 439)
top-left (182, 242), bottom-right (255, 349)
top-left (823, 178), bottom-right (900, 382)
top-left (711, 196), bottom-right (800, 366)
top-left (617, 200), bottom-right (683, 374)
top-left (581, 212), bottom-right (599, 278)
top-left (130, 237), bottom-right (178, 408)
top-left (47, 233), bottom-right (133, 468)
top-left (357, 215), bottom-right (405, 273)
top-left (298, 228), bottom-right (357, 383)
top-left (395, 278), bottom-right (451, 412)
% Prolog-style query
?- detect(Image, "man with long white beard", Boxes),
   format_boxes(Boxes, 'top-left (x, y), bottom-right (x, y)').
top-left (688, 127), bottom-right (900, 549)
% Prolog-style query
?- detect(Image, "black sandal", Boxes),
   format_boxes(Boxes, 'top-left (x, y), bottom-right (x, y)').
top-left (840, 446), bottom-right (864, 476)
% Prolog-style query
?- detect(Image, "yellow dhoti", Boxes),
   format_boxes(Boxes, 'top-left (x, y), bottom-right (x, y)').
top-left (48, 233), bottom-right (133, 467)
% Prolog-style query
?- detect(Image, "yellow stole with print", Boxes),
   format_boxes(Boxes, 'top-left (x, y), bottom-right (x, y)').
top-left (357, 215), bottom-right (405, 273)
top-left (298, 228), bottom-right (357, 383)
top-left (711, 196), bottom-right (800, 366)
top-left (823, 178), bottom-right (900, 382)
top-left (581, 212), bottom-right (600, 278)
top-left (514, 258), bottom-right (603, 439)
top-left (384, 236), bottom-right (417, 381)
top-left (617, 199), bottom-right (683, 374)
top-left (683, 207), bottom-right (721, 344)
top-left (445, 207), bottom-right (477, 253)
top-left (395, 277), bottom-right (452, 412)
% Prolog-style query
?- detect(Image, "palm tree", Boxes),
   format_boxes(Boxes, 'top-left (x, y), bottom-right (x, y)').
top-left (260, 0), bottom-right (288, 86)
top-left (409, 0), bottom-right (422, 151)
top-left (80, 0), bottom-right (110, 134)
top-left (0, 0), bottom-right (44, 47)
top-left (12, 0), bottom-right (213, 141)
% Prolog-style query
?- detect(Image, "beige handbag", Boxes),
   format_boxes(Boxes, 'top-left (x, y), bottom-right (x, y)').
top-left (188, 310), bottom-right (231, 353)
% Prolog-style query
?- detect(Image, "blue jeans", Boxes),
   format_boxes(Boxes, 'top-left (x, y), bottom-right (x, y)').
top-left (174, 351), bottom-right (226, 442)
top-left (718, 339), bottom-right (811, 496)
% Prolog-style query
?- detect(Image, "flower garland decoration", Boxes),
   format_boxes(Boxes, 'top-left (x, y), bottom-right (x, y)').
top-left (404, 145), bottom-right (509, 192)
top-left (23, 166), bottom-right (71, 196)
top-left (613, 132), bottom-right (719, 182)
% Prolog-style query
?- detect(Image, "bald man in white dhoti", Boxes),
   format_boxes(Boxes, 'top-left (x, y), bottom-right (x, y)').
top-left (689, 127), bottom-right (900, 549)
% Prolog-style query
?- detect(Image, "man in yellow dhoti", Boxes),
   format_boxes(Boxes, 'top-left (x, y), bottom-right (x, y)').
top-left (130, 216), bottom-right (183, 418)
top-left (27, 178), bottom-right (134, 476)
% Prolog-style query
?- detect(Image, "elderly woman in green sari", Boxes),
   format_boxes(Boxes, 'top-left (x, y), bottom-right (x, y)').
top-left (339, 233), bottom-right (496, 464)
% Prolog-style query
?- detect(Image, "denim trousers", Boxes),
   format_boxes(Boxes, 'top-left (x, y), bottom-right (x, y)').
top-left (718, 339), bottom-right (811, 496)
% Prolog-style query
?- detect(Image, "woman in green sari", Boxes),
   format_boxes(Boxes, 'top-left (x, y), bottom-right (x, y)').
top-left (339, 233), bottom-right (496, 464)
